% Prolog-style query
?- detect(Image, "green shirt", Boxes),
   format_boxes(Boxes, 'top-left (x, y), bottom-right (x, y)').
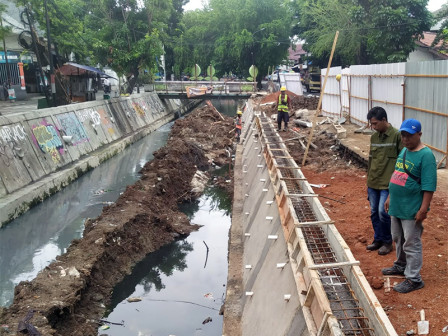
top-left (389, 147), bottom-right (437, 220)
top-left (367, 125), bottom-right (403, 189)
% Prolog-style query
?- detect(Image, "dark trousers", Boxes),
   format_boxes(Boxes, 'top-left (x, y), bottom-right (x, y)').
top-left (277, 111), bottom-right (289, 130)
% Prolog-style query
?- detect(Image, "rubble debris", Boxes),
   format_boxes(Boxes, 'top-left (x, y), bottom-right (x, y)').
top-left (294, 120), bottom-right (312, 128)
top-left (202, 317), bottom-right (212, 324)
top-left (127, 297), bottom-right (142, 303)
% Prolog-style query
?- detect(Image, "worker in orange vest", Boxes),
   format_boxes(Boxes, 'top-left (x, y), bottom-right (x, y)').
top-left (235, 110), bottom-right (243, 142)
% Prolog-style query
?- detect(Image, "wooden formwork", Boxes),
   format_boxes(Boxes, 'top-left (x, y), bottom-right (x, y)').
top-left (250, 112), bottom-right (397, 336)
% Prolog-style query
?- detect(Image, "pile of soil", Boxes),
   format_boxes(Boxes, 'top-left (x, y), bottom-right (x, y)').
top-left (260, 91), bottom-right (319, 112)
top-left (255, 96), bottom-right (448, 333)
top-left (0, 105), bottom-right (235, 336)
top-left (270, 110), bottom-right (448, 334)
top-left (301, 165), bottom-right (448, 336)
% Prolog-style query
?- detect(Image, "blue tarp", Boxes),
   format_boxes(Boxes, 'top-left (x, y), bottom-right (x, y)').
top-left (63, 62), bottom-right (117, 79)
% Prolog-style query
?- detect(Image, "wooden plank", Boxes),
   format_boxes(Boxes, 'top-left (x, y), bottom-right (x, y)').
top-left (296, 220), bottom-right (335, 226)
top-left (308, 260), bottom-right (360, 270)
top-left (276, 166), bottom-right (301, 169)
top-left (280, 177), bottom-right (307, 181)
top-left (287, 193), bottom-right (318, 198)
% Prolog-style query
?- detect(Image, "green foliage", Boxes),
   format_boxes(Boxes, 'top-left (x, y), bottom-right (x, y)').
top-left (14, 0), bottom-right (90, 62)
top-left (247, 65), bottom-right (258, 81)
top-left (293, 0), bottom-right (433, 66)
top-left (190, 64), bottom-right (201, 80)
top-left (175, 0), bottom-right (294, 81)
top-left (85, 0), bottom-right (171, 92)
top-left (0, 4), bottom-right (12, 43)
top-left (432, 3), bottom-right (448, 51)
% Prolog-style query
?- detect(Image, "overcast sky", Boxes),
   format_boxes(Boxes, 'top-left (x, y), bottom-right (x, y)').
top-left (183, 0), bottom-right (447, 12)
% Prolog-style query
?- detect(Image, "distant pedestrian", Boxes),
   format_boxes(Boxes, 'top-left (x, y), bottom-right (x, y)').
top-left (383, 119), bottom-right (437, 293)
top-left (275, 86), bottom-right (291, 132)
top-left (235, 110), bottom-right (243, 142)
top-left (103, 78), bottom-right (111, 94)
top-left (2, 81), bottom-right (8, 101)
top-left (366, 106), bottom-right (402, 255)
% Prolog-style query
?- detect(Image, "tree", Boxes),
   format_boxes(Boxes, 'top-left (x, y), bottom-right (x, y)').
top-left (294, 0), bottom-right (433, 66)
top-left (85, 0), bottom-right (172, 93)
top-left (176, 0), bottom-right (294, 81)
top-left (432, 3), bottom-right (448, 51)
top-left (14, 0), bottom-right (89, 63)
top-left (164, 0), bottom-right (188, 80)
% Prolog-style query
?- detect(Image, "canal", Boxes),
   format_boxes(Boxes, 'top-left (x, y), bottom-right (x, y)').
top-left (0, 99), bottom-right (242, 335)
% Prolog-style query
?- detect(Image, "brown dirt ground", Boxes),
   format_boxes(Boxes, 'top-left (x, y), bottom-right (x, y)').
top-left (0, 105), bottom-right (235, 336)
top-left (268, 101), bottom-right (448, 335)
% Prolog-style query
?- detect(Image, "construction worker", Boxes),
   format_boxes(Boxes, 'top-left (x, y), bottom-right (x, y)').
top-left (383, 119), bottom-right (437, 293)
top-left (275, 86), bottom-right (291, 131)
top-left (366, 106), bottom-right (402, 255)
top-left (235, 110), bottom-right (243, 142)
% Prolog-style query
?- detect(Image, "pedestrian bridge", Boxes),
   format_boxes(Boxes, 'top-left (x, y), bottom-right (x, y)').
top-left (154, 80), bottom-right (256, 99)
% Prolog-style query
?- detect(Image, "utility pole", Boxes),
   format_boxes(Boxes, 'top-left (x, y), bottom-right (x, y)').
top-left (0, 16), bottom-right (11, 89)
top-left (44, 0), bottom-right (56, 106)
top-left (24, 6), bottom-right (51, 106)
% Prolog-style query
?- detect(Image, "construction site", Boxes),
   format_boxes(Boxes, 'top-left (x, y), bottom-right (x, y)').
top-left (0, 89), bottom-right (446, 336)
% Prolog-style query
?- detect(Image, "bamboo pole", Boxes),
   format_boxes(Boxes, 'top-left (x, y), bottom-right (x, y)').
top-left (402, 78), bottom-right (406, 122)
top-left (302, 31), bottom-right (339, 167)
top-left (404, 105), bottom-right (448, 118)
top-left (347, 73), bottom-right (352, 123)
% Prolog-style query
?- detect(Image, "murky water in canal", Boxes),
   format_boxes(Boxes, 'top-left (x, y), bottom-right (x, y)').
top-left (0, 99), bottom-right (242, 335)
top-left (0, 123), bottom-right (172, 307)
top-left (100, 184), bottom-right (231, 336)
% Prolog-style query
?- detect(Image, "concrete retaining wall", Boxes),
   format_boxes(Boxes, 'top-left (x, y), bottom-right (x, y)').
top-left (228, 99), bottom-right (396, 335)
top-left (236, 103), bottom-right (309, 336)
top-left (0, 93), bottom-right (200, 227)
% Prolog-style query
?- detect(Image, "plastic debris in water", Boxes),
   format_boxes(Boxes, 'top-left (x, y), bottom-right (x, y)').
top-left (203, 293), bottom-right (214, 299)
top-left (127, 297), bottom-right (142, 303)
top-left (99, 325), bottom-right (110, 330)
top-left (202, 317), bottom-right (212, 325)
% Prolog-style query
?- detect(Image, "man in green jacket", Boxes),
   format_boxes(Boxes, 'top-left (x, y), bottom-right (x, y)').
top-left (366, 107), bottom-right (402, 255)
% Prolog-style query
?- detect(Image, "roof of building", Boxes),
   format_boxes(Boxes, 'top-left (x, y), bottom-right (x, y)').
top-left (288, 44), bottom-right (307, 61)
top-left (415, 31), bottom-right (448, 60)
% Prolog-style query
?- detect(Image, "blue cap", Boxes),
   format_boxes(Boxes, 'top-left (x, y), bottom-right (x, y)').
top-left (399, 119), bottom-right (421, 134)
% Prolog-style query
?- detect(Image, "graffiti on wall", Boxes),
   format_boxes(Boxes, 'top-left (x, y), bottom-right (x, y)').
top-left (148, 95), bottom-right (164, 114)
top-left (97, 108), bottom-right (115, 135)
top-left (131, 101), bottom-right (147, 116)
top-left (77, 108), bottom-right (101, 126)
top-left (0, 124), bottom-right (28, 166)
top-left (56, 113), bottom-right (89, 146)
top-left (31, 121), bottom-right (64, 164)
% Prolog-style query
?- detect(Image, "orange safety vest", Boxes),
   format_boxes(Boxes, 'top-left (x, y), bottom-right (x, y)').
top-left (235, 117), bottom-right (242, 129)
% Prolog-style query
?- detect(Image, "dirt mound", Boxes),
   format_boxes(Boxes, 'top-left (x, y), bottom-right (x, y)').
top-left (260, 93), bottom-right (319, 117)
top-left (0, 105), bottom-right (235, 336)
top-left (290, 95), bottom-right (319, 111)
top-left (260, 90), bottom-right (299, 104)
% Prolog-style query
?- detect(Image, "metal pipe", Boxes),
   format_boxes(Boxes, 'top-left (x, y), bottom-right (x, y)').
top-left (44, 0), bottom-right (56, 106)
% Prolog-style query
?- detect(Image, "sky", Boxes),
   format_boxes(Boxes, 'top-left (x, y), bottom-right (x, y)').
top-left (183, 0), bottom-right (447, 12)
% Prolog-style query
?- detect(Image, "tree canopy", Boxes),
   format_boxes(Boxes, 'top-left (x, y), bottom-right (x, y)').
top-left (7, 0), bottom-right (443, 93)
top-left (293, 0), bottom-right (433, 66)
top-left (432, 3), bottom-right (448, 51)
top-left (175, 0), bottom-right (294, 80)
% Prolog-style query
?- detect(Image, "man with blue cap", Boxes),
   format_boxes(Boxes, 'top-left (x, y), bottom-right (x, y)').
top-left (382, 118), bottom-right (437, 293)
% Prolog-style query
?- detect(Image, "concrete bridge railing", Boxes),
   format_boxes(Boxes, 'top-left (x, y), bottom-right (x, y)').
top-left (153, 80), bottom-right (257, 94)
